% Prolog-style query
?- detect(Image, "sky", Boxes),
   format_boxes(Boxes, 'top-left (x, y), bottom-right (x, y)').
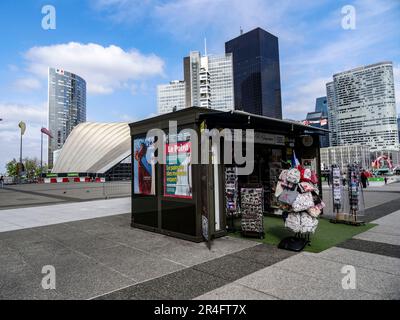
top-left (0, 0), bottom-right (399, 173)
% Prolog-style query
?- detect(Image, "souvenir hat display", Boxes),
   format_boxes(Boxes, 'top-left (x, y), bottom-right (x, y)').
top-left (276, 165), bottom-right (324, 236)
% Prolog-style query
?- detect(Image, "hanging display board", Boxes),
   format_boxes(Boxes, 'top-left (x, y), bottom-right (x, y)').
top-left (164, 141), bottom-right (192, 198)
top-left (133, 136), bottom-right (156, 195)
top-left (329, 164), bottom-right (365, 226)
top-left (240, 187), bottom-right (264, 238)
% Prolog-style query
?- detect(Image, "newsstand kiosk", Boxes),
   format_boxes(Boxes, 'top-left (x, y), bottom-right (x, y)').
top-left (130, 107), bottom-right (326, 244)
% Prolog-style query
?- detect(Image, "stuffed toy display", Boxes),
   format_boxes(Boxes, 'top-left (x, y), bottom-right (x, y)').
top-left (276, 165), bottom-right (324, 234)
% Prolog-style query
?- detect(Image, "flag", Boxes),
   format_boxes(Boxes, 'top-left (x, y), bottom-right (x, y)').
top-left (18, 121), bottom-right (26, 135)
top-left (292, 150), bottom-right (300, 168)
top-left (41, 127), bottom-right (53, 138)
top-left (320, 119), bottom-right (328, 126)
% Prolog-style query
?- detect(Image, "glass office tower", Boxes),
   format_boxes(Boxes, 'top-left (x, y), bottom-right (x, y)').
top-left (48, 68), bottom-right (86, 167)
top-left (315, 96), bottom-right (328, 117)
top-left (225, 27), bottom-right (282, 118)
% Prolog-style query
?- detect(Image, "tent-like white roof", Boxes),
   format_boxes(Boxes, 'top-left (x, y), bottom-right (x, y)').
top-left (52, 122), bottom-right (130, 174)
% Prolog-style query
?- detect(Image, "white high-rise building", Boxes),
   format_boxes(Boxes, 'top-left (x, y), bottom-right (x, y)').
top-left (326, 61), bottom-right (399, 151)
top-left (157, 81), bottom-right (186, 115)
top-left (208, 53), bottom-right (235, 111)
top-left (48, 67), bottom-right (86, 166)
top-left (157, 51), bottom-right (234, 114)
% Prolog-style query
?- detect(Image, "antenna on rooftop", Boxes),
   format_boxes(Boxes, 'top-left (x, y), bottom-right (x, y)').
top-left (240, 26), bottom-right (243, 35)
top-left (204, 38), bottom-right (207, 57)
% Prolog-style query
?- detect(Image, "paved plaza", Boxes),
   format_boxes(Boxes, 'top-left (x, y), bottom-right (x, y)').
top-left (0, 182), bottom-right (400, 300)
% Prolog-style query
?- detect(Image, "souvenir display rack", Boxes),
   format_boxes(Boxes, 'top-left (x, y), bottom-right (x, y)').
top-left (240, 186), bottom-right (265, 239)
top-left (329, 164), bottom-right (365, 226)
top-left (275, 166), bottom-right (324, 251)
top-left (225, 167), bottom-right (240, 232)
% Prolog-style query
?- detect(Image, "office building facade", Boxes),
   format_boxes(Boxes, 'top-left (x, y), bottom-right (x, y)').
top-left (207, 53), bottom-right (235, 111)
top-left (320, 145), bottom-right (371, 171)
top-left (157, 81), bottom-right (186, 114)
top-left (326, 62), bottom-right (399, 151)
top-left (315, 96), bottom-right (328, 117)
top-left (158, 51), bottom-right (234, 114)
top-left (48, 68), bottom-right (86, 166)
top-left (225, 27), bottom-right (282, 118)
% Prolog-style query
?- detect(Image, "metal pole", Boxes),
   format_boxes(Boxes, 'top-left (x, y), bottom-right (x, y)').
top-left (40, 132), bottom-right (43, 178)
top-left (19, 132), bottom-right (22, 184)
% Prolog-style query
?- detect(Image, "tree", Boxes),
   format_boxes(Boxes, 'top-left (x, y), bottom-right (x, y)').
top-left (5, 157), bottom-right (47, 179)
top-left (6, 159), bottom-right (18, 177)
top-left (24, 158), bottom-right (40, 179)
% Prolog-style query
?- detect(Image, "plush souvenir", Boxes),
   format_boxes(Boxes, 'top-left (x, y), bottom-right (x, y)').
top-left (299, 182), bottom-right (315, 193)
top-left (315, 201), bottom-right (325, 210)
top-left (307, 206), bottom-right (321, 218)
top-left (275, 182), bottom-right (284, 197)
top-left (301, 168), bottom-right (312, 182)
top-left (310, 170), bottom-right (318, 185)
top-left (278, 188), bottom-right (299, 205)
top-left (300, 212), bottom-right (318, 233)
top-left (292, 192), bottom-right (314, 212)
top-left (279, 169), bottom-right (289, 182)
top-left (285, 213), bottom-right (301, 233)
top-left (286, 168), bottom-right (301, 184)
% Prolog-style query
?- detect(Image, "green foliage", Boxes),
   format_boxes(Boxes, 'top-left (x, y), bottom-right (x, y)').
top-left (6, 159), bottom-right (18, 177)
top-left (5, 157), bottom-right (48, 179)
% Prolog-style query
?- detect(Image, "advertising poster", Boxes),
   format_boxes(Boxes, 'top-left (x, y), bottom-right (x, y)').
top-left (164, 141), bottom-right (192, 198)
top-left (133, 136), bottom-right (155, 195)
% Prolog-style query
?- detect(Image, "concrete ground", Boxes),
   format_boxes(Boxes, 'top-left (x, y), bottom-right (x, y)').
top-left (0, 182), bottom-right (400, 300)
top-left (0, 182), bottom-right (130, 209)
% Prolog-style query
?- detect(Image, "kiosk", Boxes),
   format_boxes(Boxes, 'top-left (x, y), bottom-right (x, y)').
top-left (130, 108), bottom-right (327, 243)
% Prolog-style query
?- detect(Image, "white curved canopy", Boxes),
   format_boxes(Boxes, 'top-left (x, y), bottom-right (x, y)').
top-left (52, 122), bottom-right (130, 174)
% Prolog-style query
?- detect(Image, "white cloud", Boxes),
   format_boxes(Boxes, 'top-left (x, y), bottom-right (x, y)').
top-left (23, 42), bottom-right (165, 95)
top-left (81, 0), bottom-right (400, 119)
top-left (13, 77), bottom-right (42, 91)
top-left (284, 77), bottom-right (331, 119)
top-left (0, 102), bottom-right (47, 173)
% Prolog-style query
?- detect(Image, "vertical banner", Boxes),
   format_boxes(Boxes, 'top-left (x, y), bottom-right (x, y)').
top-left (164, 141), bottom-right (192, 198)
top-left (133, 136), bottom-right (155, 195)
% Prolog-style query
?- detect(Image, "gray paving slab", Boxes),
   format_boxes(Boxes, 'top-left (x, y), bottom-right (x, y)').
top-left (194, 283), bottom-right (278, 300)
top-left (88, 244), bottom-right (186, 282)
top-left (231, 243), bottom-right (296, 266)
top-left (273, 252), bottom-right (400, 299)
top-left (354, 231), bottom-right (400, 246)
top-left (337, 239), bottom-right (400, 259)
top-left (131, 268), bottom-right (228, 300)
top-left (316, 247), bottom-right (400, 276)
top-left (0, 264), bottom-right (66, 300)
top-left (371, 210), bottom-right (400, 226)
top-left (235, 266), bottom-right (381, 300)
top-left (193, 254), bottom-right (265, 281)
top-left (367, 224), bottom-right (400, 237)
top-left (48, 252), bottom-right (135, 300)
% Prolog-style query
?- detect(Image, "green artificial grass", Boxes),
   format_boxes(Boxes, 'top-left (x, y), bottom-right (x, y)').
top-left (230, 215), bottom-right (376, 253)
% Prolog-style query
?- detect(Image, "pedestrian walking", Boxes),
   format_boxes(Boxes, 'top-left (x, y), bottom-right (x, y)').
top-left (384, 176), bottom-right (388, 185)
top-left (0, 175), bottom-right (4, 188)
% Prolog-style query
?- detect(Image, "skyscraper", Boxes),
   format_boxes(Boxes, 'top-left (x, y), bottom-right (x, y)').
top-left (315, 96), bottom-right (328, 117)
top-left (225, 27), bottom-right (282, 118)
top-left (303, 96), bottom-right (330, 148)
top-left (158, 51), bottom-right (234, 114)
top-left (207, 53), bottom-right (235, 111)
top-left (184, 51), bottom-right (234, 111)
top-left (48, 68), bottom-right (86, 166)
top-left (326, 62), bottom-right (399, 151)
top-left (157, 81), bottom-right (186, 114)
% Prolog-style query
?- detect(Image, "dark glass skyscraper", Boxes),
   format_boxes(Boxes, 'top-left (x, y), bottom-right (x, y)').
top-left (225, 28), bottom-right (282, 118)
top-left (48, 68), bottom-right (86, 167)
top-left (315, 96), bottom-right (328, 117)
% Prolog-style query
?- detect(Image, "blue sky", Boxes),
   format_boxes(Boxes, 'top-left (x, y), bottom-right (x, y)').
top-left (0, 0), bottom-right (399, 172)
